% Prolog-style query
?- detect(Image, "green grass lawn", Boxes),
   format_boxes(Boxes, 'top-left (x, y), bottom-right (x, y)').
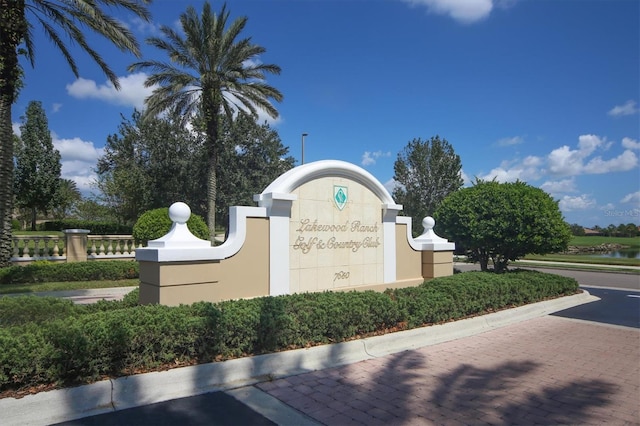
top-left (0, 279), bottom-right (139, 295)
top-left (522, 253), bottom-right (640, 267)
top-left (13, 230), bottom-right (65, 236)
top-left (569, 235), bottom-right (640, 247)
top-left (523, 235), bottom-right (640, 267)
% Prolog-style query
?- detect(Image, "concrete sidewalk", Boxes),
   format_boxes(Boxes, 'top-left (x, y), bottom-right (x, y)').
top-left (1, 290), bottom-right (609, 426)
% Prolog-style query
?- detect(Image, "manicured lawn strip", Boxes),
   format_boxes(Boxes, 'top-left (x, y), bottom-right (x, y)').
top-left (12, 231), bottom-right (65, 237)
top-left (0, 279), bottom-right (139, 295)
top-left (569, 235), bottom-right (640, 248)
top-left (516, 262), bottom-right (640, 275)
top-left (523, 253), bottom-right (640, 267)
top-left (0, 270), bottom-right (578, 396)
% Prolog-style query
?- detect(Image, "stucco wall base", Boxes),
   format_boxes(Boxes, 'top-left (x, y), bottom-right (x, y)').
top-left (422, 251), bottom-right (454, 279)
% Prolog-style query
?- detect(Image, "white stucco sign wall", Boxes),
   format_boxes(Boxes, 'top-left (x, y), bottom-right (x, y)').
top-left (254, 160), bottom-right (403, 295)
top-left (289, 176), bottom-right (384, 292)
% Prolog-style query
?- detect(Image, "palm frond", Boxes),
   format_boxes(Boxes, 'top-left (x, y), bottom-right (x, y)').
top-left (21, 0), bottom-right (151, 87)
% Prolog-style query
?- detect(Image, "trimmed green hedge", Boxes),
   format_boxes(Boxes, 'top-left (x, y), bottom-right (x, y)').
top-left (0, 261), bottom-right (139, 285)
top-left (0, 270), bottom-right (578, 393)
top-left (40, 221), bottom-right (132, 234)
top-left (133, 207), bottom-right (209, 245)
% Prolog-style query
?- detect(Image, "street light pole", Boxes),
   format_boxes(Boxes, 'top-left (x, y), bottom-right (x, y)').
top-left (301, 133), bottom-right (308, 165)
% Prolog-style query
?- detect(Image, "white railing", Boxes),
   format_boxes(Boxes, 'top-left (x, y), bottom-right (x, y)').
top-left (12, 235), bottom-right (66, 261)
top-left (10, 233), bottom-right (138, 264)
top-left (87, 235), bottom-right (138, 259)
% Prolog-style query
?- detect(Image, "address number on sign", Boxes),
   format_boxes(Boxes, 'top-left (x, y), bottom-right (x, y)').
top-left (334, 271), bottom-right (350, 282)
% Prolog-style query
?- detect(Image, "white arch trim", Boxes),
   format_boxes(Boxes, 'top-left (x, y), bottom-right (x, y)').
top-left (255, 160), bottom-right (399, 207)
top-left (254, 160), bottom-right (403, 293)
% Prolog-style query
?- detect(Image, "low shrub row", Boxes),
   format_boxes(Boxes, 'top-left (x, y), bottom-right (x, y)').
top-left (39, 221), bottom-right (133, 234)
top-left (0, 270), bottom-right (579, 394)
top-left (0, 261), bottom-right (139, 285)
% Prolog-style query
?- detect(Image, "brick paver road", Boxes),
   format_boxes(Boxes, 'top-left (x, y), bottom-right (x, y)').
top-left (257, 316), bottom-right (639, 425)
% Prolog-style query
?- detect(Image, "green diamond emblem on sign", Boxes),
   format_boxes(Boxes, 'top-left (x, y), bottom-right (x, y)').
top-left (334, 186), bottom-right (348, 210)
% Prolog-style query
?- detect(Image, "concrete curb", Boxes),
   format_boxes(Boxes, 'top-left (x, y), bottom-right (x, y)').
top-left (1, 291), bottom-right (598, 426)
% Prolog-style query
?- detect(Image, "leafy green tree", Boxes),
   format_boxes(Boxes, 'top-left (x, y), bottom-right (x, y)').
top-left (0, 0), bottom-right (151, 266)
top-left (569, 223), bottom-right (585, 236)
top-left (393, 136), bottom-right (463, 236)
top-left (434, 179), bottom-right (571, 273)
top-left (52, 179), bottom-right (82, 220)
top-left (216, 113), bottom-right (295, 226)
top-left (625, 223), bottom-right (639, 238)
top-left (130, 1), bottom-right (283, 241)
top-left (73, 198), bottom-right (117, 223)
top-left (97, 110), bottom-right (293, 231)
top-left (13, 101), bottom-right (61, 230)
top-left (96, 110), bottom-right (206, 225)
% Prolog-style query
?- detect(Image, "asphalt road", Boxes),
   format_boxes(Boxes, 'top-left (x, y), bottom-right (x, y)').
top-left (54, 392), bottom-right (276, 426)
top-left (552, 286), bottom-right (640, 328)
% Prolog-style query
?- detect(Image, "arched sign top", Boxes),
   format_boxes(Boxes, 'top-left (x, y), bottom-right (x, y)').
top-left (257, 160), bottom-right (397, 205)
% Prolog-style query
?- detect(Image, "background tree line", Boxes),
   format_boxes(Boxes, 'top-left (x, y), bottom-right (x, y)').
top-left (96, 109), bottom-right (294, 229)
top-left (569, 223), bottom-right (640, 238)
top-left (11, 103), bottom-right (294, 231)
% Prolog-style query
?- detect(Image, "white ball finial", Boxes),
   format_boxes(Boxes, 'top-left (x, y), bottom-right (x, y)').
top-left (169, 202), bottom-right (191, 224)
top-left (422, 216), bottom-right (435, 232)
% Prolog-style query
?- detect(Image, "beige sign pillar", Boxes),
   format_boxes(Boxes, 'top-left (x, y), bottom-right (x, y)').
top-left (413, 217), bottom-right (455, 279)
top-left (63, 229), bottom-right (90, 262)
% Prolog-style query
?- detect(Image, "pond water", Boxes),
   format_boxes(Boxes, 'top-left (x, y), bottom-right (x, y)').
top-left (589, 249), bottom-right (640, 259)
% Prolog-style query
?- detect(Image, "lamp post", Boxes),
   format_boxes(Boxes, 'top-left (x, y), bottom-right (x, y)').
top-left (301, 132), bottom-right (308, 165)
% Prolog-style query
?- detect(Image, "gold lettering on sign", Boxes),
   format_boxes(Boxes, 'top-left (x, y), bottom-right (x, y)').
top-left (293, 218), bottom-right (381, 254)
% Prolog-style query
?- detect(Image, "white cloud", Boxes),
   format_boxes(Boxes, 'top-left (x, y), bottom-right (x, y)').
top-left (12, 122), bottom-right (20, 137)
top-left (478, 155), bottom-right (541, 182)
top-left (52, 103), bottom-right (62, 113)
top-left (362, 152), bottom-right (375, 166)
top-left (403, 0), bottom-right (494, 23)
top-left (600, 203), bottom-right (616, 211)
top-left (559, 194), bottom-right (596, 211)
top-left (622, 137), bottom-right (640, 150)
top-left (52, 136), bottom-right (102, 194)
top-left (495, 136), bottom-right (523, 147)
top-left (540, 178), bottom-right (577, 195)
top-left (128, 16), bottom-right (161, 35)
top-left (582, 150), bottom-right (638, 174)
top-left (608, 100), bottom-right (639, 117)
top-left (621, 191), bottom-right (640, 205)
top-left (547, 145), bottom-right (584, 176)
top-left (54, 136), bottom-right (103, 163)
top-left (361, 150), bottom-right (391, 166)
top-left (384, 178), bottom-right (400, 195)
top-left (460, 169), bottom-right (471, 186)
top-left (547, 134), bottom-right (636, 176)
top-left (66, 73), bottom-right (155, 109)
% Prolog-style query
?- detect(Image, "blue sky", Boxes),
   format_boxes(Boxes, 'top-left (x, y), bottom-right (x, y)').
top-left (11, 0), bottom-right (640, 227)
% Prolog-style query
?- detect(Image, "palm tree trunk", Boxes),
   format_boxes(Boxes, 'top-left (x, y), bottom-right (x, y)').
top-left (205, 103), bottom-right (220, 244)
top-left (207, 156), bottom-right (217, 243)
top-left (0, 95), bottom-right (14, 266)
top-left (0, 0), bottom-right (24, 266)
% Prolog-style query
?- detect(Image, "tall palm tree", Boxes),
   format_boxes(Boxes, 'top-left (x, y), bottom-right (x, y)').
top-left (0, 0), bottom-right (152, 266)
top-left (129, 2), bottom-right (283, 241)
